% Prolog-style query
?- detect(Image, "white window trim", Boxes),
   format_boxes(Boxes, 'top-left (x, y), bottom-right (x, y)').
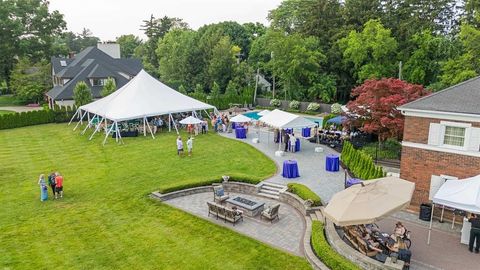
top-left (439, 121), bottom-right (471, 151)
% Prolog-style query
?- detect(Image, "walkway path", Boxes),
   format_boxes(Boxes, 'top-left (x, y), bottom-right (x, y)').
top-left (220, 129), bottom-right (345, 203)
top-left (164, 192), bottom-right (306, 256)
top-left (0, 106), bottom-right (43, 113)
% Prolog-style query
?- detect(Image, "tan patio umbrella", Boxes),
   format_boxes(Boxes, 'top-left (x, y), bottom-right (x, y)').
top-left (324, 176), bottom-right (415, 226)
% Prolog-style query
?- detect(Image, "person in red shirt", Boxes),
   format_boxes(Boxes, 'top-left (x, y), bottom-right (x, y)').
top-left (54, 172), bottom-right (64, 199)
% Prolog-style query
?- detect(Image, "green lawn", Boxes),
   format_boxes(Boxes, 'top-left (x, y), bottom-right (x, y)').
top-left (0, 95), bottom-right (21, 106)
top-left (0, 110), bottom-right (14, 115)
top-left (0, 124), bottom-right (310, 269)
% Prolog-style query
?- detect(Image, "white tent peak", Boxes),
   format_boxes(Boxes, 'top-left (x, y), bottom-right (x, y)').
top-left (80, 69), bottom-right (215, 122)
top-left (433, 175), bottom-right (480, 214)
top-left (230, 114), bottom-right (252, 123)
top-left (258, 109), bottom-right (316, 129)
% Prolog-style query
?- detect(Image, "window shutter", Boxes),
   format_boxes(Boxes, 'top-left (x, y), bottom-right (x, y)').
top-left (428, 123), bottom-right (442, 146)
top-left (467, 127), bottom-right (480, 151)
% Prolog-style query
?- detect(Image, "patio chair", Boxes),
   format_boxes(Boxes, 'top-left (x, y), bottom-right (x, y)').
top-left (213, 185), bottom-right (229, 203)
top-left (356, 236), bottom-right (379, 257)
top-left (225, 208), bottom-right (243, 226)
top-left (207, 202), bottom-right (218, 219)
top-left (261, 204), bottom-right (280, 223)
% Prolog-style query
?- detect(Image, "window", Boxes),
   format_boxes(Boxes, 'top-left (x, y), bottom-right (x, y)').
top-left (90, 78), bottom-right (106, 86)
top-left (60, 60), bottom-right (67, 67)
top-left (443, 126), bottom-right (466, 147)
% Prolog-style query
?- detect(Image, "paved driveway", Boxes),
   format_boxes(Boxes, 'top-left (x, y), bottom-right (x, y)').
top-left (0, 106), bottom-right (43, 112)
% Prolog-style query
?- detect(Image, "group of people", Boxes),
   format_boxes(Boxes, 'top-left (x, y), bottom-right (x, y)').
top-left (176, 136), bottom-right (194, 157)
top-left (273, 129), bottom-right (299, 153)
top-left (37, 172), bottom-right (64, 201)
top-left (211, 113), bottom-right (230, 133)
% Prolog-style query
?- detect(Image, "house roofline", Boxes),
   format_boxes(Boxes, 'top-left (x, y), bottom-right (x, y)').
top-left (400, 107), bottom-right (480, 122)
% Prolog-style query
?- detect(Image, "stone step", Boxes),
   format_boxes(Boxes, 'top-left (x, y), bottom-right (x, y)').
top-left (259, 188), bottom-right (280, 195)
top-left (262, 182), bottom-right (287, 189)
top-left (261, 185), bottom-right (283, 192)
top-left (315, 210), bottom-right (324, 221)
top-left (258, 192), bottom-right (279, 200)
top-left (310, 213), bottom-right (318, 221)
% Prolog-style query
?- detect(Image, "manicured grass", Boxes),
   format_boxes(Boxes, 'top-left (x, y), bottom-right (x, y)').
top-left (0, 95), bottom-right (22, 106)
top-left (311, 221), bottom-right (361, 270)
top-left (0, 124), bottom-right (311, 269)
top-left (287, 183), bottom-right (322, 206)
top-left (0, 110), bottom-right (14, 115)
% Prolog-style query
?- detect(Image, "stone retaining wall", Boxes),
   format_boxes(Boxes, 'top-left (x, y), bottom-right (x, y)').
top-left (151, 186), bottom-right (213, 201)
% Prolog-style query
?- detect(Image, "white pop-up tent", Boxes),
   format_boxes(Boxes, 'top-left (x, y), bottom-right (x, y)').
top-left (70, 70), bottom-right (217, 144)
top-left (230, 114), bottom-right (252, 123)
top-left (258, 109), bottom-right (316, 129)
top-left (427, 175), bottom-right (480, 244)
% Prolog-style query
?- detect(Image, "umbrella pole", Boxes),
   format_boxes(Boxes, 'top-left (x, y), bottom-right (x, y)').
top-left (427, 203), bottom-right (435, 245)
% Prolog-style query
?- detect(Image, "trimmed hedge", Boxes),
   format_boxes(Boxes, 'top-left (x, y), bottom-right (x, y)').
top-left (287, 183), bottom-right (322, 206)
top-left (341, 141), bottom-right (385, 180)
top-left (157, 175), bottom-right (262, 194)
top-left (311, 221), bottom-right (361, 270)
top-left (0, 106), bottom-right (76, 130)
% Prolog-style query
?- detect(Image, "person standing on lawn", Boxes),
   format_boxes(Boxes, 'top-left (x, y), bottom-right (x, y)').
top-left (187, 136), bottom-right (193, 156)
top-left (176, 136), bottom-right (184, 157)
top-left (55, 172), bottom-right (64, 199)
top-left (38, 174), bottom-right (48, 201)
top-left (47, 172), bottom-right (56, 197)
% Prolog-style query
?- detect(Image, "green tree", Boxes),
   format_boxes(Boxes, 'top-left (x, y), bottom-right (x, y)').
top-left (10, 58), bottom-right (51, 103)
top-left (307, 74), bottom-right (337, 103)
top-left (343, 0), bottom-right (383, 31)
top-left (0, 0), bottom-right (65, 87)
top-left (225, 80), bottom-right (239, 97)
top-left (178, 85), bottom-right (187, 94)
top-left (340, 19), bottom-right (398, 82)
top-left (101, 78), bottom-right (116, 97)
top-left (210, 81), bottom-right (221, 97)
top-left (194, 84), bottom-right (205, 95)
top-left (73, 81), bottom-right (92, 106)
top-left (207, 36), bottom-right (236, 90)
top-left (116, 34), bottom-right (142, 58)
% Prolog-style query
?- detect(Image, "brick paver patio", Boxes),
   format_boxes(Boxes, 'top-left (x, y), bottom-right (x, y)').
top-left (164, 192), bottom-right (305, 256)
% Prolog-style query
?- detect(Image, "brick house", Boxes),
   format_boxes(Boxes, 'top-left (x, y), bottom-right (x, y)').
top-left (399, 76), bottom-right (480, 209)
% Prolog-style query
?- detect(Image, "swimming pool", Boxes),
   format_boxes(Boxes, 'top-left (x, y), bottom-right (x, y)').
top-left (243, 111), bottom-right (323, 126)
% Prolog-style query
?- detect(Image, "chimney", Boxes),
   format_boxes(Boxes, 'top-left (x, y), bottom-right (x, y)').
top-left (68, 52), bottom-right (75, 59)
top-left (97, 42), bottom-right (121, 59)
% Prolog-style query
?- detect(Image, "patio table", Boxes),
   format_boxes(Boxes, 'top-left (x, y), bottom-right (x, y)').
top-left (282, 160), bottom-right (299, 178)
top-left (235, 127), bottom-right (246, 139)
top-left (326, 154), bottom-right (339, 172)
top-left (232, 122), bottom-right (236, 129)
top-left (302, 127), bottom-right (311, 137)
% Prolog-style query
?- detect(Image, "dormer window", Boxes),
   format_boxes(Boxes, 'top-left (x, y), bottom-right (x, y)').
top-left (90, 78), bottom-right (107, 86)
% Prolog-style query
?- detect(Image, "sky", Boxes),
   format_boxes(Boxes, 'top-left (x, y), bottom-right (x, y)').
top-left (49, 0), bottom-right (283, 41)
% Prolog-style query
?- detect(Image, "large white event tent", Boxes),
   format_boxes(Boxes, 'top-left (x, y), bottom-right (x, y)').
top-left (258, 109), bottom-right (316, 129)
top-left (427, 175), bottom-right (480, 244)
top-left (69, 70), bottom-right (217, 144)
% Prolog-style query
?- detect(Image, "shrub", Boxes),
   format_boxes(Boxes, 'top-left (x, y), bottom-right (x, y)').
top-left (307, 102), bottom-right (320, 112)
top-left (0, 106), bottom-right (76, 130)
top-left (287, 183), bottom-right (322, 206)
top-left (340, 141), bottom-right (384, 180)
top-left (101, 78), bottom-right (116, 97)
top-left (331, 103), bottom-right (342, 114)
top-left (270, 99), bottom-right (281, 107)
top-left (157, 175), bottom-right (262, 194)
top-left (73, 81), bottom-right (92, 106)
top-left (311, 221), bottom-right (361, 270)
top-left (289, 100), bottom-right (300, 110)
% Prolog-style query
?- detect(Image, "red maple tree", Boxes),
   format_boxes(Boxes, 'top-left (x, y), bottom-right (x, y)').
top-left (345, 78), bottom-right (430, 142)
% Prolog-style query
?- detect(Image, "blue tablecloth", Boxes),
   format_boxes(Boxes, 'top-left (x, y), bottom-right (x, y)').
top-left (232, 122), bottom-right (236, 129)
top-left (346, 178), bottom-right (362, 188)
top-left (302, 127), bottom-right (311, 137)
top-left (285, 128), bottom-right (293, 134)
top-left (326, 154), bottom-right (340, 172)
top-left (288, 138), bottom-right (301, 152)
top-left (235, 127), bottom-right (246, 139)
top-left (282, 160), bottom-right (299, 178)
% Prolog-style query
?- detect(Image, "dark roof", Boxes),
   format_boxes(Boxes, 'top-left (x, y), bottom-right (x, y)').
top-left (47, 46), bottom-right (142, 100)
top-left (400, 76), bottom-right (480, 116)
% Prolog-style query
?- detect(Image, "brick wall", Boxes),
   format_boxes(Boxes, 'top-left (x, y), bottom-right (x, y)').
top-left (400, 146), bottom-right (480, 208)
top-left (403, 116), bottom-right (480, 144)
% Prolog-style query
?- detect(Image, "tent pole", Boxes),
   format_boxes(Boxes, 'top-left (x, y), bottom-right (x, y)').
top-left (440, 205), bottom-right (445, 223)
top-left (427, 203), bottom-right (435, 245)
top-left (143, 117), bottom-right (147, 136)
top-left (103, 118), bottom-right (108, 134)
top-left (87, 113), bottom-right (91, 127)
top-left (204, 109), bottom-right (211, 119)
top-left (168, 114), bottom-right (172, 132)
top-left (115, 122), bottom-right (123, 144)
top-left (68, 109), bottom-right (79, 125)
top-left (115, 122), bottom-right (119, 143)
top-left (88, 117), bottom-right (104, 140)
top-left (81, 115), bottom-right (96, 135)
top-left (173, 116), bottom-right (179, 135)
top-left (73, 110), bottom-right (86, 131)
top-left (102, 123), bottom-right (115, 145)
top-left (146, 119), bottom-right (155, 139)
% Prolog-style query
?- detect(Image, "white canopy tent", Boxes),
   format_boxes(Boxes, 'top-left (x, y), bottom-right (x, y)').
top-left (70, 70), bottom-right (217, 144)
top-left (179, 116), bottom-right (203, 125)
top-left (427, 175), bottom-right (480, 244)
top-left (258, 109), bottom-right (316, 129)
top-left (230, 114), bottom-right (252, 123)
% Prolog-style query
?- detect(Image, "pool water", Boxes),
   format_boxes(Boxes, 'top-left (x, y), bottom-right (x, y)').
top-left (242, 111), bottom-right (323, 126)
